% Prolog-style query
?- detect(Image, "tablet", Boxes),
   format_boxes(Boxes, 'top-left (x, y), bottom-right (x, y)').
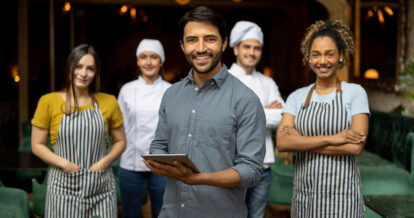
top-left (142, 154), bottom-right (200, 173)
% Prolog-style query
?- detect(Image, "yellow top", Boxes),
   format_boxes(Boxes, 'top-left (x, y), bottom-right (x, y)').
top-left (31, 92), bottom-right (123, 147)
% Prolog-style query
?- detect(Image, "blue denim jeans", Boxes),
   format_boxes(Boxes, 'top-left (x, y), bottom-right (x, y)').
top-left (246, 167), bottom-right (273, 218)
top-left (119, 168), bottom-right (167, 218)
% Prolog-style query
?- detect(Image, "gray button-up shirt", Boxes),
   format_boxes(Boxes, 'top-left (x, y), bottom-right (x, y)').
top-left (150, 65), bottom-right (266, 218)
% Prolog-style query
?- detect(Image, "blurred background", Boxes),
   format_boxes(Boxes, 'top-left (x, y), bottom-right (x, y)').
top-left (1, 0), bottom-right (412, 153)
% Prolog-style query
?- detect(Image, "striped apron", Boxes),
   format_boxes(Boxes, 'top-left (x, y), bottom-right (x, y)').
top-left (45, 102), bottom-right (117, 218)
top-left (291, 87), bottom-right (365, 218)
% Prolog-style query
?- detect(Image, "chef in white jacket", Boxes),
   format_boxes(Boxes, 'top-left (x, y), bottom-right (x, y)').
top-left (118, 39), bottom-right (171, 218)
top-left (228, 21), bottom-right (284, 218)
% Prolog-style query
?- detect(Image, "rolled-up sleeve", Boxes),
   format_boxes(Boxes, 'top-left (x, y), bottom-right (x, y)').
top-left (264, 79), bottom-right (285, 128)
top-left (232, 95), bottom-right (266, 188)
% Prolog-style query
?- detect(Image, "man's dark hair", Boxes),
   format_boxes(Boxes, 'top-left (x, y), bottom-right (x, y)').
top-left (178, 6), bottom-right (227, 43)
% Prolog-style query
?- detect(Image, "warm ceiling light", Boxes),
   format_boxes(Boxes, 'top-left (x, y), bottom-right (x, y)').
top-left (14, 75), bottom-right (21, 83)
top-left (11, 65), bottom-right (20, 83)
top-left (364, 68), bottom-right (379, 79)
top-left (263, 67), bottom-right (272, 77)
top-left (377, 10), bottom-right (385, 24)
top-left (232, 0), bottom-right (243, 2)
top-left (63, 2), bottom-right (71, 12)
top-left (119, 5), bottom-right (128, 15)
top-left (384, 6), bottom-right (394, 16)
top-left (367, 10), bottom-right (374, 18)
top-left (142, 16), bottom-right (148, 22)
top-left (130, 8), bottom-right (136, 19)
top-left (175, 0), bottom-right (190, 6)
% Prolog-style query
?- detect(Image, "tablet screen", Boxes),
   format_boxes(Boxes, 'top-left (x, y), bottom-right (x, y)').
top-left (142, 154), bottom-right (200, 173)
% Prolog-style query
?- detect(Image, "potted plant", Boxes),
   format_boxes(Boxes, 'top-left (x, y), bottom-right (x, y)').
top-left (397, 62), bottom-right (414, 116)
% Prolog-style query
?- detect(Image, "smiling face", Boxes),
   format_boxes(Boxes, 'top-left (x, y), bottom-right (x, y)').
top-left (234, 39), bottom-right (263, 74)
top-left (309, 36), bottom-right (343, 80)
top-left (181, 21), bottom-right (227, 75)
top-left (137, 51), bottom-right (162, 80)
top-left (72, 53), bottom-right (96, 91)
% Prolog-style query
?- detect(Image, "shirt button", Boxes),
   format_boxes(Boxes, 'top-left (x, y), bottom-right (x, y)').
top-left (188, 133), bottom-right (192, 138)
top-left (192, 110), bottom-right (196, 114)
top-left (181, 203), bottom-right (185, 208)
top-left (195, 87), bottom-right (199, 91)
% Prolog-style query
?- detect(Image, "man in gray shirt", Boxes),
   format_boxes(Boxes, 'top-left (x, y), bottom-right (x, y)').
top-left (145, 6), bottom-right (266, 218)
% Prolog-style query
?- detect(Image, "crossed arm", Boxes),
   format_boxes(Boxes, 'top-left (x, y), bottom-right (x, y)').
top-left (276, 113), bottom-right (369, 155)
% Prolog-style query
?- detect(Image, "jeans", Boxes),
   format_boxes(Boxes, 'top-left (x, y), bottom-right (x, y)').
top-left (119, 168), bottom-right (167, 218)
top-left (246, 168), bottom-right (273, 218)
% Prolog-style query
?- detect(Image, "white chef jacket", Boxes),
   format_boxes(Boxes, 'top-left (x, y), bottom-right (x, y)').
top-left (118, 76), bottom-right (171, 171)
top-left (229, 63), bottom-right (284, 167)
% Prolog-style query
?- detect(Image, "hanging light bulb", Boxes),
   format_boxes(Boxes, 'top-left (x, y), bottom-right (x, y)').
top-left (130, 7), bottom-right (136, 19)
top-left (176, 0), bottom-right (190, 6)
top-left (11, 65), bottom-right (20, 83)
top-left (119, 5), bottom-right (128, 15)
top-left (367, 10), bottom-right (374, 18)
top-left (62, 1), bottom-right (71, 13)
top-left (384, 6), bottom-right (394, 16)
top-left (364, 68), bottom-right (379, 79)
top-left (263, 67), bottom-right (272, 77)
top-left (142, 15), bottom-right (148, 22)
top-left (377, 10), bottom-right (385, 24)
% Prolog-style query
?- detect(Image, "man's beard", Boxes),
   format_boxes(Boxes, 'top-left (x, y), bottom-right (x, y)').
top-left (187, 50), bottom-right (222, 75)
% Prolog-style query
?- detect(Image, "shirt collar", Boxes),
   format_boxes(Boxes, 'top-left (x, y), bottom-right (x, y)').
top-left (138, 75), bottom-right (162, 85)
top-left (184, 64), bottom-right (228, 88)
top-left (229, 63), bottom-right (257, 76)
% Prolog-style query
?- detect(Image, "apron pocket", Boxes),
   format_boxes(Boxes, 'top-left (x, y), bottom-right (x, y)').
top-left (81, 168), bottom-right (114, 198)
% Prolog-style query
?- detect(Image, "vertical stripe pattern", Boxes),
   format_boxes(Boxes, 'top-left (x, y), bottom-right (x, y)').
top-left (291, 92), bottom-right (365, 218)
top-left (45, 103), bottom-right (117, 218)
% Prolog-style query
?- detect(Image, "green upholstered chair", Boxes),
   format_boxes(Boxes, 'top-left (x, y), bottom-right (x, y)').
top-left (0, 185), bottom-right (30, 218)
top-left (31, 168), bottom-right (49, 218)
top-left (268, 157), bottom-right (294, 205)
top-left (18, 121), bottom-right (33, 152)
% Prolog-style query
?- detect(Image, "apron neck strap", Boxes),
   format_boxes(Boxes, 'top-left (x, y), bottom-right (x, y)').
top-left (65, 90), bottom-right (97, 115)
top-left (65, 91), bottom-right (71, 115)
top-left (302, 78), bottom-right (342, 109)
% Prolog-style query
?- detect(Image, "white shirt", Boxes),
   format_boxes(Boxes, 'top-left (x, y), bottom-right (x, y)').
top-left (229, 63), bottom-right (284, 167)
top-left (118, 76), bottom-right (171, 171)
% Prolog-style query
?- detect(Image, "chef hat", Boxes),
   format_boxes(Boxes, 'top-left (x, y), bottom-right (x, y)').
top-left (229, 21), bottom-right (263, 48)
top-left (136, 39), bottom-right (165, 63)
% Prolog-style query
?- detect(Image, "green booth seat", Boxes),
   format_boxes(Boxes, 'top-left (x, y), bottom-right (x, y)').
top-left (0, 181), bottom-right (30, 218)
top-left (358, 150), bottom-right (414, 195)
top-left (268, 157), bottom-right (294, 206)
top-left (17, 121), bottom-right (52, 182)
top-left (31, 168), bottom-right (49, 218)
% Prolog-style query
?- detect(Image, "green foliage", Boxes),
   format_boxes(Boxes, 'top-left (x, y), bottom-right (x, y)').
top-left (392, 104), bottom-right (405, 115)
top-left (398, 62), bottom-right (414, 101)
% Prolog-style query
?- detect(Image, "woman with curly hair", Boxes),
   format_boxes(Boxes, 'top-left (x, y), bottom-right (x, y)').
top-left (277, 20), bottom-right (369, 217)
